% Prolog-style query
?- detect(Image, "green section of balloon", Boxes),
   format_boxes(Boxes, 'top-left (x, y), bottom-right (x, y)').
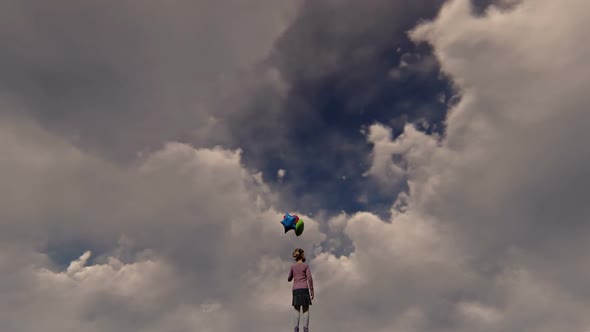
top-left (295, 219), bottom-right (304, 236)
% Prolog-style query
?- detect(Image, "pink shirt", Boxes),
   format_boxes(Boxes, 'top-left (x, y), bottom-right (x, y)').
top-left (288, 262), bottom-right (314, 295)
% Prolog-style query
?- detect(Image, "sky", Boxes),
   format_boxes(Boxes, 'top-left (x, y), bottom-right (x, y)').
top-left (1, 0), bottom-right (590, 331)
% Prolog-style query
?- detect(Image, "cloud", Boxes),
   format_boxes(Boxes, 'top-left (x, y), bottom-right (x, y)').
top-left (219, 0), bottom-right (455, 218)
top-left (364, 123), bottom-right (441, 194)
top-left (277, 168), bottom-right (286, 181)
top-left (0, 109), bottom-right (327, 331)
top-left (0, 0), bottom-right (301, 160)
top-left (0, 246), bottom-right (234, 332)
top-left (3, 0), bottom-right (590, 331)
top-left (311, 0), bottom-right (590, 330)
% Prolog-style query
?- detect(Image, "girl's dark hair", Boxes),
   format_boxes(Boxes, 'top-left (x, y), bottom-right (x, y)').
top-left (292, 248), bottom-right (306, 262)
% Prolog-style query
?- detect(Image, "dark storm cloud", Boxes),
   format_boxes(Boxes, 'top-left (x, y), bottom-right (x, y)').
top-left (223, 0), bottom-right (454, 218)
top-left (1, 0), bottom-right (487, 217)
top-left (0, 0), bottom-right (297, 161)
top-left (470, 0), bottom-right (522, 14)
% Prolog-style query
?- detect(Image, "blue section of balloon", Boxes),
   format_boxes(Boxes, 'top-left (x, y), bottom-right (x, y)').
top-left (280, 213), bottom-right (299, 233)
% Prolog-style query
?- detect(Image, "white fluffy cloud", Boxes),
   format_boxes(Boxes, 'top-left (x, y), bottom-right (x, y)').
top-left (321, 0), bottom-right (590, 330)
top-left (0, 110), bottom-right (325, 331)
top-left (0, 245), bottom-right (235, 332)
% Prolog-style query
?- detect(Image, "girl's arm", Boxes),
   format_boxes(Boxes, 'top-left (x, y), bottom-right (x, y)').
top-left (288, 266), bottom-right (293, 282)
top-left (306, 266), bottom-right (314, 297)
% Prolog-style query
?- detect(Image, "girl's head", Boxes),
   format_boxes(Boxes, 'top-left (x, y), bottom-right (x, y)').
top-left (292, 248), bottom-right (306, 262)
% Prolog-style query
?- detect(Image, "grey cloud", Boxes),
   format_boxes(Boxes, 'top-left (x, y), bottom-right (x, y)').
top-left (0, 110), bottom-right (325, 331)
top-left (218, 0), bottom-right (452, 219)
top-left (271, 0), bottom-right (446, 83)
top-left (1, 0), bottom-right (299, 161)
top-left (3, 0), bottom-right (590, 331)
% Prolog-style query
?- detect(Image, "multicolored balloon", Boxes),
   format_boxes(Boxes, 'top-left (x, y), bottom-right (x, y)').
top-left (280, 212), bottom-right (305, 236)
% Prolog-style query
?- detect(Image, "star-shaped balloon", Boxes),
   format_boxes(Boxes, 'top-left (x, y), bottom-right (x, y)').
top-left (280, 213), bottom-right (304, 236)
top-left (280, 213), bottom-right (298, 233)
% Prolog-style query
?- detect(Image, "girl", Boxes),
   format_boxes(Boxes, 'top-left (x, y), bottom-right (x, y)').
top-left (288, 248), bottom-right (314, 332)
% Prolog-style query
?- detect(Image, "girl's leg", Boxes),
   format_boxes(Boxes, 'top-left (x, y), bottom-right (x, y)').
top-left (293, 305), bottom-right (301, 331)
top-left (302, 305), bottom-right (309, 331)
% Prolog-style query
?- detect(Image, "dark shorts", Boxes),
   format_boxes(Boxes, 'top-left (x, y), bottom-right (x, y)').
top-left (292, 288), bottom-right (312, 307)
